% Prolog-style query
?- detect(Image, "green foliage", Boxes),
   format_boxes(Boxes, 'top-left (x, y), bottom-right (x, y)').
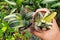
top-left (51, 2), bottom-right (60, 8)
top-left (41, 0), bottom-right (57, 4)
top-left (0, 0), bottom-right (60, 40)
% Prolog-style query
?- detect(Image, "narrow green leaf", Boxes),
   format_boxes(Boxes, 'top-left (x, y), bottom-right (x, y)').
top-left (51, 2), bottom-right (60, 8)
top-left (5, 0), bottom-right (16, 5)
top-left (41, 0), bottom-right (57, 4)
top-left (10, 8), bottom-right (17, 14)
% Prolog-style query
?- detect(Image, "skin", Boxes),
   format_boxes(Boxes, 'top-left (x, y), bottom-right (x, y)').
top-left (31, 8), bottom-right (60, 40)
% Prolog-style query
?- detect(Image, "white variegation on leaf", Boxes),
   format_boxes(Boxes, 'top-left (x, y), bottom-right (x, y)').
top-left (5, 0), bottom-right (16, 5)
top-left (34, 9), bottom-right (57, 30)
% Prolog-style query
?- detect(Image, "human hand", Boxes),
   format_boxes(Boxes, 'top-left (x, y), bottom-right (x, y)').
top-left (31, 8), bottom-right (60, 40)
top-left (31, 19), bottom-right (60, 40)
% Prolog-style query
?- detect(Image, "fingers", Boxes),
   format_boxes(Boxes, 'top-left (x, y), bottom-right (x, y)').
top-left (51, 19), bottom-right (59, 30)
top-left (36, 8), bottom-right (50, 13)
top-left (32, 8), bottom-right (50, 19)
top-left (52, 19), bottom-right (58, 28)
top-left (31, 28), bottom-right (43, 38)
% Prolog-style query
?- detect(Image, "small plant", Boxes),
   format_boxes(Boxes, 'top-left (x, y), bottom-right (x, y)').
top-left (32, 8), bottom-right (57, 31)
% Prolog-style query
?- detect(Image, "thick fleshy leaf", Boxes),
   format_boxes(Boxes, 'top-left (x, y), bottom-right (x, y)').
top-left (4, 14), bottom-right (16, 21)
top-left (43, 12), bottom-right (57, 22)
top-left (4, 14), bottom-right (22, 21)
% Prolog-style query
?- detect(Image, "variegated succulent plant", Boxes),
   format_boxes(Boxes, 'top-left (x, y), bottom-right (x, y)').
top-left (32, 8), bottom-right (57, 31)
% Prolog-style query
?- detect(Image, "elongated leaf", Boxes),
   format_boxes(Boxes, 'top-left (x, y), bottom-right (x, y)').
top-left (0, 2), bottom-right (7, 5)
top-left (5, 0), bottom-right (16, 5)
top-left (43, 12), bottom-right (57, 22)
top-left (51, 2), bottom-right (60, 8)
top-left (4, 14), bottom-right (16, 20)
top-left (41, 0), bottom-right (57, 4)
top-left (10, 8), bottom-right (17, 14)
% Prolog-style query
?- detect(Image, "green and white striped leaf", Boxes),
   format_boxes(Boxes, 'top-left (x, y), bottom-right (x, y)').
top-left (5, 0), bottom-right (16, 5)
top-left (41, 0), bottom-right (57, 4)
top-left (10, 8), bottom-right (17, 14)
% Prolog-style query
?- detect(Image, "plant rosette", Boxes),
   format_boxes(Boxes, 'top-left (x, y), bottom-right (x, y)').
top-left (32, 8), bottom-right (57, 31)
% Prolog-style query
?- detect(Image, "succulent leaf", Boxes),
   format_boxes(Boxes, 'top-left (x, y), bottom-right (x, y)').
top-left (43, 12), bottom-right (57, 22)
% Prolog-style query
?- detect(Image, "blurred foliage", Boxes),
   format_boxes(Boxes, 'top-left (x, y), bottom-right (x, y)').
top-left (0, 0), bottom-right (60, 40)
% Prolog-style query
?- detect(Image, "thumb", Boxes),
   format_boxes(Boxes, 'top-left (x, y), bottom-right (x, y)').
top-left (51, 19), bottom-right (59, 31)
top-left (52, 19), bottom-right (58, 29)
